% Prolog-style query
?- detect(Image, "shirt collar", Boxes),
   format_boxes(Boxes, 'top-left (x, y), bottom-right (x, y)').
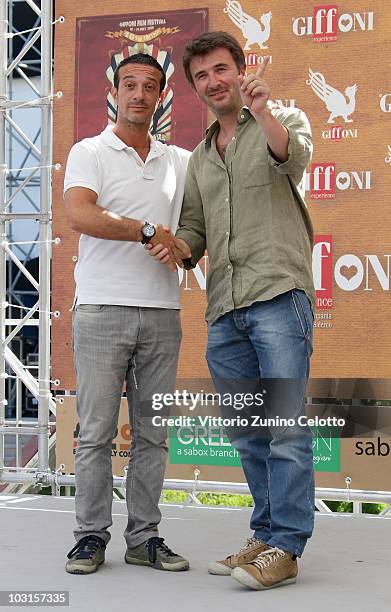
top-left (100, 125), bottom-right (164, 157)
top-left (204, 107), bottom-right (252, 148)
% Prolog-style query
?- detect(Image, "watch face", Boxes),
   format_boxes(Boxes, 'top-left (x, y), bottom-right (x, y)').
top-left (143, 223), bottom-right (155, 237)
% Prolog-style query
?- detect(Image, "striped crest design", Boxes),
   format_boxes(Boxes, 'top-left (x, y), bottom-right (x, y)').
top-left (106, 43), bottom-right (174, 142)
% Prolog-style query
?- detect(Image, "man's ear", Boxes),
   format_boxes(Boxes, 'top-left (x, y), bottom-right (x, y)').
top-left (155, 89), bottom-right (165, 110)
top-left (111, 86), bottom-right (118, 106)
top-left (189, 84), bottom-right (200, 100)
top-left (189, 79), bottom-right (198, 95)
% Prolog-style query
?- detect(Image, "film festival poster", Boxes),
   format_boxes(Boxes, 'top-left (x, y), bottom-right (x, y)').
top-left (74, 8), bottom-right (208, 149)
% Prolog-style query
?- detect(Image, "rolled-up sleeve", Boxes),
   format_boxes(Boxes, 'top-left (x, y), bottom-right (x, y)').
top-left (176, 156), bottom-right (206, 268)
top-left (267, 108), bottom-right (313, 179)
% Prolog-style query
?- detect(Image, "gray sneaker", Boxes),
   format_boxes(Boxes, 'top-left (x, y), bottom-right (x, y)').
top-left (125, 537), bottom-right (189, 571)
top-left (65, 535), bottom-right (106, 574)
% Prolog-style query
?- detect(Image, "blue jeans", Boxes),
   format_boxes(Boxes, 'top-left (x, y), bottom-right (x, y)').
top-left (206, 290), bottom-right (315, 557)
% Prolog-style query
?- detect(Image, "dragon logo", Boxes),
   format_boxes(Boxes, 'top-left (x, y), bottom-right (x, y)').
top-left (306, 68), bottom-right (357, 123)
top-left (223, 1), bottom-right (272, 50)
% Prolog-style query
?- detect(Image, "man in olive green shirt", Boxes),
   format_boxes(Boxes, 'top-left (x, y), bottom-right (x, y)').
top-left (148, 32), bottom-right (315, 590)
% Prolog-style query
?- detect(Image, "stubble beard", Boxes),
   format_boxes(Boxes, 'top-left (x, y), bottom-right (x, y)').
top-left (119, 111), bottom-right (152, 130)
top-left (207, 88), bottom-right (242, 118)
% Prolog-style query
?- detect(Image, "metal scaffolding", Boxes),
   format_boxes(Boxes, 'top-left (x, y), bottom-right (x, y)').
top-left (5, 0), bottom-right (42, 418)
top-left (0, 0), bottom-right (57, 492)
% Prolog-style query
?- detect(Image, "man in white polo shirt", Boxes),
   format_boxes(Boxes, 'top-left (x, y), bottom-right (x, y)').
top-left (63, 53), bottom-right (191, 575)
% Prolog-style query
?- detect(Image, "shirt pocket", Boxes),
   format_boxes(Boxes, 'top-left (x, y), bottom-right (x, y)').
top-left (243, 160), bottom-right (276, 187)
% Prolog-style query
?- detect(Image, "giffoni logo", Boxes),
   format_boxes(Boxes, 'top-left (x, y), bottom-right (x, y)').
top-left (306, 163), bottom-right (372, 199)
top-left (292, 5), bottom-right (374, 42)
top-left (313, 236), bottom-right (391, 313)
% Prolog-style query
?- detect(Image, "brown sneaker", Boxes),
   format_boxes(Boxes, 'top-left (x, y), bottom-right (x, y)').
top-left (207, 538), bottom-right (269, 576)
top-left (231, 547), bottom-right (298, 589)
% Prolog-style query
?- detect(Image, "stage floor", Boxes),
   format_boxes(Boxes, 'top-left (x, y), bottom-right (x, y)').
top-left (0, 493), bottom-right (389, 612)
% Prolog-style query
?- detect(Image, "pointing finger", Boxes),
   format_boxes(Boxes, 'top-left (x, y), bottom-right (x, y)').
top-left (255, 56), bottom-right (270, 79)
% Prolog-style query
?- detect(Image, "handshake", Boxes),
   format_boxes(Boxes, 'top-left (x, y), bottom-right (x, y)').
top-left (144, 224), bottom-right (191, 272)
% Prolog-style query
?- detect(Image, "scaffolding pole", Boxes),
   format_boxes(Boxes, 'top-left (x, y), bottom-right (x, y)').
top-left (0, 0), bottom-right (55, 488)
top-left (0, 0), bottom-right (7, 475)
top-left (37, 0), bottom-right (52, 475)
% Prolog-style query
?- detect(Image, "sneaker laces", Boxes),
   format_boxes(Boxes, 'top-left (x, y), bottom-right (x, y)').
top-left (224, 537), bottom-right (263, 562)
top-left (251, 547), bottom-right (285, 570)
top-left (240, 537), bottom-right (264, 552)
top-left (67, 535), bottom-right (105, 560)
top-left (146, 537), bottom-right (176, 563)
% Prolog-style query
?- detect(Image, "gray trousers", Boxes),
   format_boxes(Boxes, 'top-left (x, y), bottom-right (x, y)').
top-left (72, 304), bottom-right (181, 547)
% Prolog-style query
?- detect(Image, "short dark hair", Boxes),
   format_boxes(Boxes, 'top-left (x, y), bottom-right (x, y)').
top-left (113, 53), bottom-right (166, 93)
top-left (183, 31), bottom-right (246, 86)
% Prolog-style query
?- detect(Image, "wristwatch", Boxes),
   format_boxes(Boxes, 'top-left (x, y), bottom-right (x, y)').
top-left (140, 221), bottom-right (156, 244)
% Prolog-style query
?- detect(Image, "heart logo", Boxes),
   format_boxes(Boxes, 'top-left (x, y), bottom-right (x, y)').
top-left (335, 255), bottom-right (363, 291)
top-left (340, 265), bottom-right (358, 281)
top-left (336, 173), bottom-right (350, 189)
top-left (339, 15), bottom-right (352, 32)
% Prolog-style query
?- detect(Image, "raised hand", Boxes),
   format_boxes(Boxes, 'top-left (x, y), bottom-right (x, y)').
top-left (238, 56), bottom-right (271, 116)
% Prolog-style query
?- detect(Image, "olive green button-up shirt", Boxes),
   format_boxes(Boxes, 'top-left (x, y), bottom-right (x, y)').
top-left (176, 106), bottom-right (315, 325)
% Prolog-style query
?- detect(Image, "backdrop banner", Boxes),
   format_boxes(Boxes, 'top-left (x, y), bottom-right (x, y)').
top-left (74, 8), bottom-right (208, 146)
top-left (53, 1), bottom-right (391, 489)
top-left (56, 397), bottom-right (391, 491)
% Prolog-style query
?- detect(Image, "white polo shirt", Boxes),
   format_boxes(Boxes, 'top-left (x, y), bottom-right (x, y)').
top-left (64, 126), bottom-right (191, 308)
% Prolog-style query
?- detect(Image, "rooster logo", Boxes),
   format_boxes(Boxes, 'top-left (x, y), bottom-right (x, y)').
top-left (306, 68), bottom-right (357, 124)
top-left (224, 1), bottom-right (272, 50)
top-left (106, 43), bottom-right (174, 142)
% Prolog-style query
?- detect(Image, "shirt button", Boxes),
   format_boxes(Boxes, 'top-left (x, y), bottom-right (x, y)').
top-left (227, 264), bottom-right (232, 270)
top-left (225, 198), bottom-right (229, 203)
top-left (225, 231), bottom-right (229, 237)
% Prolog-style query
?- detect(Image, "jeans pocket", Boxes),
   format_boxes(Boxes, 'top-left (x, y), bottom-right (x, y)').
top-left (291, 290), bottom-right (313, 355)
top-left (76, 304), bottom-right (105, 313)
